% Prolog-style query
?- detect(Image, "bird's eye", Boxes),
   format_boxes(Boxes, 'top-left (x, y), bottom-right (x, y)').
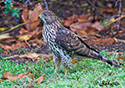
top-left (44, 14), bottom-right (47, 16)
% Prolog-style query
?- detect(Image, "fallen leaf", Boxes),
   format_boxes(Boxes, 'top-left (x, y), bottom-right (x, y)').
top-left (77, 18), bottom-right (88, 22)
top-left (0, 33), bottom-right (12, 40)
top-left (34, 74), bottom-right (45, 84)
top-left (19, 28), bottom-right (29, 34)
top-left (1, 42), bottom-right (26, 51)
top-left (26, 53), bottom-right (40, 61)
top-left (1, 44), bottom-right (13, 51)
top-left (31, 38), bottom-right (45, 45)
top-left (87, 38), bottom-right (115, 46)
top-left (30, 27), bottom-right (43, 39)
top-left (78, 13), bottom-right (90, 22)
top-left (70, 22), bottom-right (91, 33)
top-left (64, 20), bottom-right (74, 27)
top-left (64, 14), bottom-right (78, 27)
top-left (2, 72), bottom-right (33, 82)
top-left (79, 13), bottom-right (90, 19)
top-left (70, 22), bottom-right (91, 30)
top-left (29, 3), bottom-right (44, 30)
top-left (3, 38), bottom-right (17, 44)
top-left (72, 58), bottom-right (78, 63)
top-left (21, 3), bottom-right (44, 30)
top-left (92, 21), bottom-right (104, 31)
top-left (3, 53), bottom-right (52, 62)
top-left (117, 53), bottom-right (124, 60)
top-left (18, 34), bottom-right (32, 41)
top-left (2, 72), bottom-right (13, 80)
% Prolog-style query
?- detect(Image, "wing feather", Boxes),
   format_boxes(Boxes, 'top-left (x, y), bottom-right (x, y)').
top-left (55, 29), bottom-right (98, 56)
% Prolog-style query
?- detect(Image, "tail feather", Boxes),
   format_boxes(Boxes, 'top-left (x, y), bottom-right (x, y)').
top-left (88, 50), bottom-right (121, 67)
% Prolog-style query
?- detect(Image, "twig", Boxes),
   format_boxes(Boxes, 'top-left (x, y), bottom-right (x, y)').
top-left (87, 0), bottom-right (105, 17)
top-left (117, 0), bottom-right (122, 17)
top-left (114, 38), bottom-right (125, 43)
top-left (2, 19), bottom-right (40, 34)
top-left (116, 0), bottom-right (122, 28)
top-left (44, 0), bottom-right (49, 10)
top-left (107, 15), bottom-right (125, 25)
top-left (24, 0), bottom-right (31, 5)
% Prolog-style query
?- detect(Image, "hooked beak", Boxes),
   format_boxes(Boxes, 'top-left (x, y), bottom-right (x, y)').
top-left (38, 14), bottom-right (43, 19)
top-left (38, 15), bottom-right (41, 19)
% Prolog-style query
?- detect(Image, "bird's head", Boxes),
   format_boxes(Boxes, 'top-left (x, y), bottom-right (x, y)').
top-left (38, 10), bottom-right (58, 24)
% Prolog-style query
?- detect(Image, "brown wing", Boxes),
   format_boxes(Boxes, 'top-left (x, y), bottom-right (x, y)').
top-left (55, 29), bottom-right (99, 56)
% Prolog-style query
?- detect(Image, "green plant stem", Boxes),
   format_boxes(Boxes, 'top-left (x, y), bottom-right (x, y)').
top-left (3, 19), bottom-right (40, 34)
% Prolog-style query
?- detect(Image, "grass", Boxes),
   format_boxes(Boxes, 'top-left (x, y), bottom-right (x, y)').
top-left (0, 51), bottom-right (125, 88)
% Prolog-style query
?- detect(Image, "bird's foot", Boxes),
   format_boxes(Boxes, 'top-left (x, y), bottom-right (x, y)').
top-left (65, 68), bottom-right (68, 76)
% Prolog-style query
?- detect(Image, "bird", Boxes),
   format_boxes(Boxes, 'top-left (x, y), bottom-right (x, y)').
top-left (38, 10), bottom-right (120, 76)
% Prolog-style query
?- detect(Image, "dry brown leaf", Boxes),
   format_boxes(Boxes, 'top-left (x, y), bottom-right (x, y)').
top-left (0, 33), bottom-right (12, 40)
top-left (29, 3), bottom-right (44, 30)
top-left (2, 72), bottom-right (13, 79)
top-left (117, 53), bottom-right (124, 60)
top-left (79, 13), bottom-right (90, 19)
top-left (19, 28), bottom-right (29, 34)
top-left (30, 27), bottom-right (43, 39)
top-left (31, 38), bottom-right (45, 45)
top-left (78, 13), bottom-right (90, 22)
top-left (1, 42), bottom-right (26, 51)
top-left (77, 18), bottom-right (88, 22)
top-left (70, 22), bottom-right (91, 33)
top-left (3, 53), bottom-right (52, 62)
top-left (1, 44), bottom-right (13, 51)
top-left (72, 58), bottom-right (78, 63)
top-left (2, 72), bottom-right (33, 82)
top-left (34, 74), bottom-right (45, 84)
top-left (40, 54), bottom-right (52, 60)
top-left (18, 34), bottom-right (32, 41)
top-left (21, 6), bottom-right (30, 30)
top-left (26, 53), bottom-right (40, 61)
top-left (64, 20), bottom-right (74, 27)
top-left (70, 22), bottom-right (91, 30)
top-left (88, 38), bottom-right (115, 46)
top-left (64, 14), bottom-right (78, 27)
top-left (21, 3), bottom-right (45, 30)
top-left (3, 38), bottom-right (17, 44)
top-left (92, 21), bottom-right (104, 31)
top-left (3, 53), bottom-right (40, 61)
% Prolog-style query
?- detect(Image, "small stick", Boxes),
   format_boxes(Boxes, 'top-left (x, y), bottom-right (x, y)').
top-left (116, 0), bottom-right (122, 28)
top-left (2, 19), bottom-right (40, 34)
top-left (107, 15), bottom-right (125, 25)
top-left (44, 0), bottom-right (49, 10)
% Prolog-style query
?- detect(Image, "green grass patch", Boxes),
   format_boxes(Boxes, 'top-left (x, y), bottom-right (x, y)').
top-left (0, 51), bottom-right (125, 88)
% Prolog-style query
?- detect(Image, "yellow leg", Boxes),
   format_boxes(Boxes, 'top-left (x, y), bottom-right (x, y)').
top-left (65, 68), bottom-right (68, 76)
top-left (54, 67), bottom-right (58, 74)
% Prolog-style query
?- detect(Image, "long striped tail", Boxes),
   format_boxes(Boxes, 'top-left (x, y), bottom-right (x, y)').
top-left (88, 50), bottom-right (121, 67)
